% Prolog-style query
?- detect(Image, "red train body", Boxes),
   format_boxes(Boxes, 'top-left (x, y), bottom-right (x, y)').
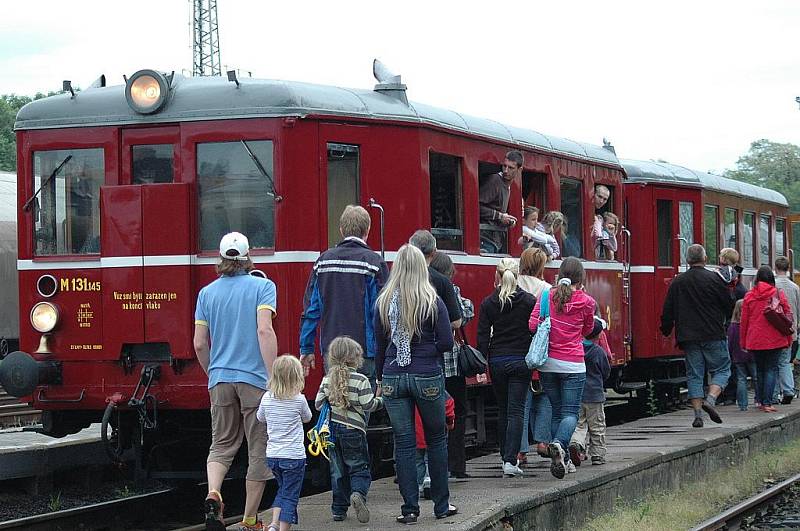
top-left (0, 68), bottom-right (790, 476)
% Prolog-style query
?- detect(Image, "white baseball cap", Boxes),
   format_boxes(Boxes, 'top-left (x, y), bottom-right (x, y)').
top-left (219, 232), bottom-right (250, 261)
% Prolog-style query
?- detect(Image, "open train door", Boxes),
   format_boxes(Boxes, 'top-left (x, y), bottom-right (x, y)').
top-left (788, 214), bottom-right (800, 284)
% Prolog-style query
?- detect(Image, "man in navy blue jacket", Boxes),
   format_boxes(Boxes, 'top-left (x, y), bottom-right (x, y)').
top-left (299, 205), bottom-right (389, 384)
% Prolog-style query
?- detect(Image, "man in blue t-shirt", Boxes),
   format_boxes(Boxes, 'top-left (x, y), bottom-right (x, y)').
top-left (194, 232), bottom-right (278, 531)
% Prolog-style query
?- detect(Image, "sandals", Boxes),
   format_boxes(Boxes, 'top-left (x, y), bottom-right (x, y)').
top-left (204, 490), bottom-right (226, 531)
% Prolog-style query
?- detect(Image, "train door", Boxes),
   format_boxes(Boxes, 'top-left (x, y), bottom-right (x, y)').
top-left (789, 214), bottom-right (800, 284)
top-left (101, 127), bottom-right (193, 364)
top-left (318, 124), bottom-right (370, 249)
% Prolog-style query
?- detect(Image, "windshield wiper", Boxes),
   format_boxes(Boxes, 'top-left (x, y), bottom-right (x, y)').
top-left (240, 141), bottom-right (281, 202)
top-left (23, 155), bottom-right (72, 212)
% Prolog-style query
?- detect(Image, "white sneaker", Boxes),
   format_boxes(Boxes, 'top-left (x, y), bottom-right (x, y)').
top-left (548, 442), bottom-right (566, 479)
top-left (566, 461), bottom-right (577, 473)
top-left (503, 461), bottom-right (524, 477)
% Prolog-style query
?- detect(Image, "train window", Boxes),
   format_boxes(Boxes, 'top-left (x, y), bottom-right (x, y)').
top-left (560, 179), bottom-right (583, 258)
top-left (327, 143), bottom-right (360, 248)
top-left (522, 171), bottom-right (547, 212)
top-left (197, 140), bottom-right (275, 251)
top-left (478, 161), bottom-right (507, 254)
top-left (760, 214), bottom-right (771, 266)
top-left (704, 205), bottom-right (719, 263)
top-left (657, 200), bottom-right (673, 267)
top-left (33, 148), bottom-right (104, 256)
top-left (776, 218), bottom-right (786, 257)
top-left (429, 152), bottom-right (463, 251)
top-left (132, 144), bottom-right (173, 184)
top-left (678, 202), bottom-right (694, 266)
top-left (743, 212), bottom-right (755, 267)
top-left (723, 208), bottom-right (738, 249)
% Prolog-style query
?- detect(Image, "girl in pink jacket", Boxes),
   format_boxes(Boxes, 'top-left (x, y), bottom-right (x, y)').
top-left (529, 257), bottom-right (595, 479)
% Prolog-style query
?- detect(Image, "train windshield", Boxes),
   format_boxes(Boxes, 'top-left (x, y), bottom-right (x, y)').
top-left (32, 149), bottom-right (104, 256)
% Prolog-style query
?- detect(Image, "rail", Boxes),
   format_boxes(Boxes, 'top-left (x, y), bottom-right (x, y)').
top-left (690, 471), bottom-right (800, 531)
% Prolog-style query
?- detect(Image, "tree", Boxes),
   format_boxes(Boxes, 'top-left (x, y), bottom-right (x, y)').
top-left (0, 92), bottom-right (61, 173)
top-left (725, 139), bottom-right (800, 213)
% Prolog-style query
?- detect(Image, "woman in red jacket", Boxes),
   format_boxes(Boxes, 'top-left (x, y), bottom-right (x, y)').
top-left (741, 266), bottom-right (794, 412)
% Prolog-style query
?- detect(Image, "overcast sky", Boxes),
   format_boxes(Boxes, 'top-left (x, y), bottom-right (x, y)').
top-left (2, 1), bottom-right (798, 174)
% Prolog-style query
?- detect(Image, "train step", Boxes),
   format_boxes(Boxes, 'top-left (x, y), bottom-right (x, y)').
top-left (654, 376), bottom-right (688, 386)
top-left (618, 381), bottom-right (648, 392)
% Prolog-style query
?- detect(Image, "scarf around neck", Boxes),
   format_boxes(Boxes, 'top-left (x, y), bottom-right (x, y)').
top-left (388, 289), bottom-right (412, 367)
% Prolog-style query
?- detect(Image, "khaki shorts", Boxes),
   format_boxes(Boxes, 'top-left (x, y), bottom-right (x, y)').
top-left (207, 382), bottom-right (271, 481)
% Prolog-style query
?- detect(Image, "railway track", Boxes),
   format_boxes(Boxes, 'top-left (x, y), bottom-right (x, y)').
top-left (0, 388), bottom-right (40, 428)
top-left (691, 471), bottom-right (800, 530)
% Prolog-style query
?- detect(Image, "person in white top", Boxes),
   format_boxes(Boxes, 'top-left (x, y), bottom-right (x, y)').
top-left (774, 256), bottom-right (800, 403)
top-left (257, 356), bottom-right (313, 531)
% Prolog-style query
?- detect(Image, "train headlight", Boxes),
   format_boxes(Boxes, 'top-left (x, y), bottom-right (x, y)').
top-left (30, 302), bottom-right (59, 333)
top-left (125, 70), bottom-right (170, 114)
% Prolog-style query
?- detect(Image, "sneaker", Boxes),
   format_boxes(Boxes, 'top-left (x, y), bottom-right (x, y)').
top-left (536, 442), bottom-right (550, 458)
top-left (204, 491), bottom-right (225, 531)
top-left (332, 514), bottom-right (346, 522)
top-left (237, 521), bottom-right (264, 531)
top-left (435, 504), bottom-right (458, 519)
top-left (503, 461), bottom-right (524, 477)
top-left (739, 406), bottom-right (748, 411)
top-left (782, 394), bottom-right (794, 405)
top-left (351, 492), bottom-right (370, 523)
top-left (702, 401), bottom-right (723, 424)
top-left (396, 513), bottom-right (419, 525)
top-left (548, 442), bottom-right (566, 479)
top-left (568, 443), bottom-right (583, 467)
top-left (450, 472), bottom-right (471, 479)
top-left (566, 461), bottom-right (577, 473)
top-left (591, 456), bottom-right (606, 465)
top-left (517, 452), bottom-right (528, 465)
top-left (692, 417), bottom-right (704, 428)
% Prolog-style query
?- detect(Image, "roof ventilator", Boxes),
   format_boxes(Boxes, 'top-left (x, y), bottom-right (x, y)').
top-left (373, 59), bottom-right (408, 105)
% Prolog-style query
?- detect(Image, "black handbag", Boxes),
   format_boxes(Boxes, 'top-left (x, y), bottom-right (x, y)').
top-left (456, 328), bottom-right (487, 378)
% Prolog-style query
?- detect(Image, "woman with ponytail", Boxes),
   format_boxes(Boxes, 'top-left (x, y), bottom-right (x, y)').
top-left (529, 257), bottom-right (596, 480)
top-left (477, 257), bottom-right (536, 477)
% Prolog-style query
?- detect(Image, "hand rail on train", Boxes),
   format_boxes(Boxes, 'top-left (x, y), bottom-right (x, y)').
top-left (369, 198), bottom-right (385, 260)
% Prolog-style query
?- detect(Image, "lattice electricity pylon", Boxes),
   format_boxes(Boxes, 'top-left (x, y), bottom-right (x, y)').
top-left (193, 0), bottom-right (221, 77)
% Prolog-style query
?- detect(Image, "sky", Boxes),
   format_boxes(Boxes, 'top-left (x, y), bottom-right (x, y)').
top-left (1, 0), bottom-right (799, 174)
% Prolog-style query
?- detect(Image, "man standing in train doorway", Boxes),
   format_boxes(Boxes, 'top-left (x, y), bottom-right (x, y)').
top-left (592, 184), bottom-right (611, 214)
top-left (660, 244), bottom-right (734, 428)
top-left (479, 150), bottom-right (521, 253)
top-left (299, 205), bottom-right (389, 385)
top-left (194, 232), bottom-right (279, 531)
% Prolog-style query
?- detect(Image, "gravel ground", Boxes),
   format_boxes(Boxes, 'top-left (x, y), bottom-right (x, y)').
top-left (743, 481), bottom-right (800, 529)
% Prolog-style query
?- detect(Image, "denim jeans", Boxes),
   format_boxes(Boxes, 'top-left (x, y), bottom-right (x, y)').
top-left (490, 358), bottom-right (531, 464)
top-left (539, 371), bottom-right (586, 458)
top-left (266, 457), bottom-right (306, 525)
top-left (382, 372), bottom-right (450, 517)
top-left (445, 375), bottom-right (467, 475)
top-left (735, 361), bottom-right (759, 409)
top-left (775, 348), bottom-right (795, 400)
top-left (329, 422), bottom-right (372, 517)
top-left (754, 349), bottom-right (782, 407)
top-left (684, 340), bottom-right (731, 399)
top-left (520, 388), bottom-right (552, 453)
top-left (415, 449), bottom-right (428, 487)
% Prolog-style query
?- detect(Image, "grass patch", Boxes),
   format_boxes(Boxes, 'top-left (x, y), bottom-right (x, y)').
top-left (582, 437), bottom-right (800, 531)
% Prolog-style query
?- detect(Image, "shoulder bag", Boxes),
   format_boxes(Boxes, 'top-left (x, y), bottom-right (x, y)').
top-left (526, 288), bottom-right (551, 369)
top-left (456, 327), bottom-right (488, 378)
top-left (764, 294), bottom-right (794, 337)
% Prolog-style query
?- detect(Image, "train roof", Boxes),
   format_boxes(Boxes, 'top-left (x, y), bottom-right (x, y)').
top-left (15, 74), bottom-right (620, 167)
top-left (621, 159), bottom-right (788, 208)
top-left (0, 172), bottom-right (16, 223)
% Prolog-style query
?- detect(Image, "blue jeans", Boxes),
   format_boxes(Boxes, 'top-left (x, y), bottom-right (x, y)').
top-left (382, 372), bottom-right (450, 517)
top-left (267, 457), bottom-right (305, 525)
top-left (539, 372), bottom-right (585, 458)
top-left (329, 422), bottom-right (372, 517)
top-left (735, 361), bottom-right (759, 409)
top-left (754, 348), bottom-right (782, 407)
top-left (490, 358), bottom-right (531, 464)
top-left (684, 340), bottom-right (731, 399)
top-left (415, 449), bottom-right (428, 488)
top-left (520, 388), bottom-right (552, 452)
top-left (775, 348), bottom-right (794, 400)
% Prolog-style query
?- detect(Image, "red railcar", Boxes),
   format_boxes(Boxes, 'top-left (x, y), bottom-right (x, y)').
top-left (0, 66), bottom-right (789, 476)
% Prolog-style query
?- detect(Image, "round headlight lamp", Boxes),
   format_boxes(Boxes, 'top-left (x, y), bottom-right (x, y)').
top-left (30, 302), bottom-right (59, 333)
top-left (125, 69), bottom-right (170, 114)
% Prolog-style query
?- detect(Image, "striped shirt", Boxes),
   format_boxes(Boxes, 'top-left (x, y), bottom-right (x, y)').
top-left (257, 391), bottom-right (312, 459)
top-left (314, 371), bottom-right (383, 433)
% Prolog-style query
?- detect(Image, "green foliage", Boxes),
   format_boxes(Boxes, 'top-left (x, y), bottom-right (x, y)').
top-left (725, 139), bottom-right (800, 213)
top-left (47, 491), bottom-right (62, 512)
top-left (0, 91), bottom-right (61, 173)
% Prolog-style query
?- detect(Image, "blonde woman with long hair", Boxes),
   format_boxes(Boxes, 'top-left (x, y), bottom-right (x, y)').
top-left (314, 337), bottom-right (383, 523)
top-left (373, 244), bottom-right (456, 524)
top-left (476, 257), bottom-right (536, 477)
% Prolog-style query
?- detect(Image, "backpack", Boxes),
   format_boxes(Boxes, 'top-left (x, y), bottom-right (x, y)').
top-left (525, 289), bottom-right (551, 369)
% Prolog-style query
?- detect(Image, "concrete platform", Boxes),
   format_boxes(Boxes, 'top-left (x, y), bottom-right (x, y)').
top-left (0, 423), bottom-right (105, 482)
top-left (250, 401), bottom-right (800, 531)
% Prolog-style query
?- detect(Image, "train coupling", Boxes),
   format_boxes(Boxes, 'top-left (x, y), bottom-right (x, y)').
top-left (0, 351), bottom-right (61, 397)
